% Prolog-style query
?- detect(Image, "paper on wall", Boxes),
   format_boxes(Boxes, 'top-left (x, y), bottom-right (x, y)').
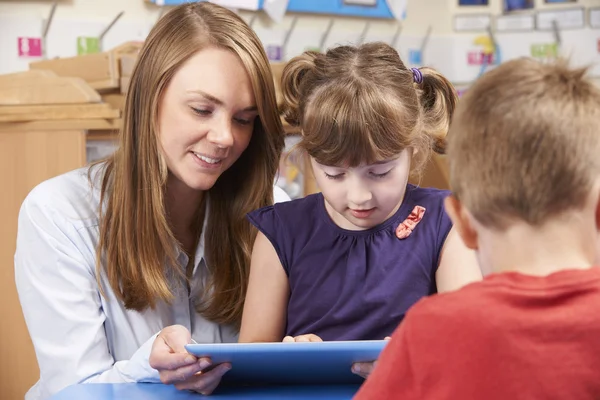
top-left (155, 0), bottom-right (258, 10)
top-left (385, 0), bottom-right (407, 21)
top-left (211, 0), bottom-right (260, 11)
top-left (264, 0), bottom-right (290, 23)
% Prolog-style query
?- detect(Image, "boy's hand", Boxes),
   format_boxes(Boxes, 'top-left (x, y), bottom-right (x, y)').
top-left (352, 361), bottom-right (377, 379)
top-left (351, 336), bottom-right (391, 379)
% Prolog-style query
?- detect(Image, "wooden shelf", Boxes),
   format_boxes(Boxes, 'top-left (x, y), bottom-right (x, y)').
top-left (0, 104), bottom-right (120, 122)
top-left (29, 42), bottom-right (143, 93)
top-left (0, 119), bottom-right (121, 132)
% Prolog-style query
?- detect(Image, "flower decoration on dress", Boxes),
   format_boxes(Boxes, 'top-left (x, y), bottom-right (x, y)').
top-left (396, 205), bottom-right (426, 239)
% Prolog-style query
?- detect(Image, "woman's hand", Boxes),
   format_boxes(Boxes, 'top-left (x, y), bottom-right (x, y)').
top-left (282, 334), bottom-right (323, 342)
top-left (351, 336), bottom-right (391, 379)
top-left (149, 324), bottom-right (231, 395)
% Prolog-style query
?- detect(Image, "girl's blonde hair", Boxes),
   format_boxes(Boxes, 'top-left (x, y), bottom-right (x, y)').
top-left (92, 2), bottom-right (284, 326)
top-left (281, 42), bottom-right (457, 175)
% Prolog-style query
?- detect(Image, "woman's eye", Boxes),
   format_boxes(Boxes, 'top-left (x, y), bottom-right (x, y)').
top-left (234, 117), bottom-right (253, 126)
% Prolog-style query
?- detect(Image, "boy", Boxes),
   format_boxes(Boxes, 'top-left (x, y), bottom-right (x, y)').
top-left (354, 58), bottom-right (600, 399)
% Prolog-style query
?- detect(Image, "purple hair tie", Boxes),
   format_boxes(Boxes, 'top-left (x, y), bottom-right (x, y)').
top-left (411, 67), bottom-right (423, 84)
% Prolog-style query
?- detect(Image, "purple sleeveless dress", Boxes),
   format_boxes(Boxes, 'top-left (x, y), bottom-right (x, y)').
top-left (247, 184), bottom-right (452, 341)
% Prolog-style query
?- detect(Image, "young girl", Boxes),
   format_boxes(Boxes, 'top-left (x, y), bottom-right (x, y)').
top-left (239, 42), bottom-right (482, 346)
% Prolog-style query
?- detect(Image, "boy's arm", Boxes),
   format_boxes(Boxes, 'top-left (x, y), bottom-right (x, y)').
top-left (239, 231), bottom-right (290, 342)
top-left (353, 313), bottom-right (422, 400)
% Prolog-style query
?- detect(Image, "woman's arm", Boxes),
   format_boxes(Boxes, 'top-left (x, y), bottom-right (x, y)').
top-left (239, 232), bottom-right (290, 342)
top-left (14, 192), bottom-right (160, 398)
top-left (435, 228), bottom-right (482, 293)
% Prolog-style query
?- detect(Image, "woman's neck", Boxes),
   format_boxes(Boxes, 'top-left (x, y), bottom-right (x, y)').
top-left (166, 176), bottom-right (205, 256)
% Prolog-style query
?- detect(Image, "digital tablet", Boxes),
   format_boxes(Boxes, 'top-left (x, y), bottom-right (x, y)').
top-left (184, 340), bottom-right (387, 385)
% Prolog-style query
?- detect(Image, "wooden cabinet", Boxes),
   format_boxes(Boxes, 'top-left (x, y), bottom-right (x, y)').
top-left (0, 128), bottom-right (100, 399)
top-left (0, 55), bottom-right (125, 397)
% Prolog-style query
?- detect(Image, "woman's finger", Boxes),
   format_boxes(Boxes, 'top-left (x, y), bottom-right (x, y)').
top-left (174, 363), bottom-right (232, 394)
top-left (159, 359), bottom-right (208, 384)
top-left (149, 333), bottom-right (197, 371)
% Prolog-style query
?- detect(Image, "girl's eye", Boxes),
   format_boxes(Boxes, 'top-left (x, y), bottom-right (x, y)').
top-left (324, 172), bottom-right (344, 180)
top-left (371, 170), bottom-right (391, 179)
top-left (191, 107), bottom-right (212, 116)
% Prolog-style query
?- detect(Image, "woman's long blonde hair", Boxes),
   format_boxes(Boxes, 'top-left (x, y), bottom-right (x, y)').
top-left (281, 42), bottom-right (456, 176)
top-left (92, 2), bottom-right (283, 325)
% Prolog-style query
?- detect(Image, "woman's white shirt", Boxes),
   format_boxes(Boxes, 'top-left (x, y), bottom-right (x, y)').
top-left (14, 166), bottom-right (290, 400)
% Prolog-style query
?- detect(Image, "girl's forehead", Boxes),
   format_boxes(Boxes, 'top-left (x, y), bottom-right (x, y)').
top-left (316, 154), bottom-right (404, 170)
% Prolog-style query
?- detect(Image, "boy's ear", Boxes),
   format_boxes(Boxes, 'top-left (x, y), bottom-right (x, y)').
top-left (595, 191), bottom-right (600, 232)
top-left (444, 195), bottom-right (479, 250)
top-left (593, 190), bottom-right (600, 266)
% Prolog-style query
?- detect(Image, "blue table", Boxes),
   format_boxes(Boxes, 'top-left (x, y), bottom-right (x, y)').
top-left (50, 383), bottom-right (360, 399)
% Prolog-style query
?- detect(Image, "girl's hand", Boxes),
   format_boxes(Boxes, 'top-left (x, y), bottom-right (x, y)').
top-left (282, 334), bottom-right (323, 342)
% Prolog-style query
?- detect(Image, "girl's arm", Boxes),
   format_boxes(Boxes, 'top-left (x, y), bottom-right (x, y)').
top-left (239, 232), bottom-right (290, 342)
top-left (435, 228), bottom-right (482, 293)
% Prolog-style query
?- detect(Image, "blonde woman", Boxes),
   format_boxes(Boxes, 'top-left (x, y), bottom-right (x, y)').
top-left (14, 3), bottom-right (287, 399)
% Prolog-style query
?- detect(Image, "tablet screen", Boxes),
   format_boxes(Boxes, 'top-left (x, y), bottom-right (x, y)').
top-left (185, 340), bottom-right (387, 385)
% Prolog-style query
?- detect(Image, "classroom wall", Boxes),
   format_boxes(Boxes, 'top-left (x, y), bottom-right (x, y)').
top-left (1, 0), bottom-right (598, 83)
top-left (1, 0), bottom-right (596, 35)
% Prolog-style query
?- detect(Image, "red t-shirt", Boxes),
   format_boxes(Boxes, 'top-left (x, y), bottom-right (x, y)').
top-left (354, 268), bottom-right (600, 400)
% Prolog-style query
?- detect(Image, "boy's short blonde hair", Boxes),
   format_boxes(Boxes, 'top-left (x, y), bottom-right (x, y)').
top-left (447, 58), bottom-right (600, 230)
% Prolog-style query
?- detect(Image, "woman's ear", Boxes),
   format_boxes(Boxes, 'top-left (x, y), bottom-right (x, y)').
top-left (444, 195), bottom-right (479, 250)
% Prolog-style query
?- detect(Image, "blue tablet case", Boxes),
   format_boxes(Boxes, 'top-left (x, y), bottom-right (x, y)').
top-left (184, 340), bottom-right (387, 385)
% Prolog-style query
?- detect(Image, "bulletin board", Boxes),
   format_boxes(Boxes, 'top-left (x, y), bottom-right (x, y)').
top-left (398, 28), bottom-right (600, 85)
top-left (284, 0), bottom-right (395, 19)
top-left (147, 0), bottom-right (264, 10)
top-left (146, 0), bottom-right (399, 19)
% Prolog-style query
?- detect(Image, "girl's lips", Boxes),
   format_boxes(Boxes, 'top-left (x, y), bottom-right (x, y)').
top-left (350, 208), bottom-right (375, 219)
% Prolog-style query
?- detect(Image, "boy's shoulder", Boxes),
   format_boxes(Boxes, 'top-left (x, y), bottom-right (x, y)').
top-left (406, 280), bottom-right (488, 330)
top-left (400, 275), bottom-right (527, 347)
top-left (405, 268), bottom-right (600, 337)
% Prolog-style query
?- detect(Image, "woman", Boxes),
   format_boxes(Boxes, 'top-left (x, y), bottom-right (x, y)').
top-left (14, 3), bottom-right (287, 399)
